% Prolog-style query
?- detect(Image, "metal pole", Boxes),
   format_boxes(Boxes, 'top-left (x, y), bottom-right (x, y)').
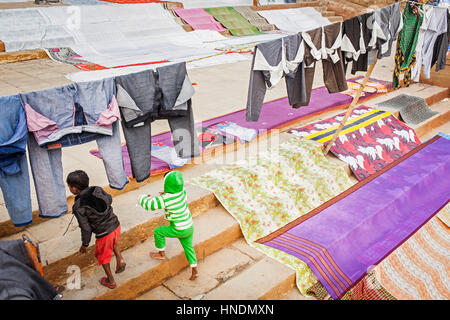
top-left (323, 57), bottom-right (379, 156)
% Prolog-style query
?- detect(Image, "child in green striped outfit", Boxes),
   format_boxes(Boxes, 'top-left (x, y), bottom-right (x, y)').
top-left (138, 171), bottom-right (198, 280)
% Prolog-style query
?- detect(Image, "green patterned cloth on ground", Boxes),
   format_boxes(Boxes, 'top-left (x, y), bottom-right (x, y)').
top-left (233, 6), bottom-right (277, 32)
top-left (189, 137), bottom-right (354, 295)
top-left (205, 7), bottom-right (262, 36)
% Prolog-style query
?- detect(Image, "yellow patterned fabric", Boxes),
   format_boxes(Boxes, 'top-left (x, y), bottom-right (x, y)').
top-left (190, 137), bottom-right (354, 295)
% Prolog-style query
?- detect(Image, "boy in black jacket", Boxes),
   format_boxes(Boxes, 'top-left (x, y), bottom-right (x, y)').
top-left (67, 170), bottom-right (126, 289)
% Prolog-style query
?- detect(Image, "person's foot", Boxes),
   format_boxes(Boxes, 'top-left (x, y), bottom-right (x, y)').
top-left (189, 267), bottom-right (198, 280)
top-left (99, 277), bottom-right (117, 289)
top-left (150, 251), bottom-right (166, 260)
top-left (115, 260), bottom-right (126, 274)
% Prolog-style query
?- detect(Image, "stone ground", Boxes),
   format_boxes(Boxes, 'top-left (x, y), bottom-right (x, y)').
top-left (136, 238), bottom-right (316, 301)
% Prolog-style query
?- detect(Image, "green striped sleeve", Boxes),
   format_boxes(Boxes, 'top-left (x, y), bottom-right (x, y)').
top-left (138, 195), bottom-right (164, 211)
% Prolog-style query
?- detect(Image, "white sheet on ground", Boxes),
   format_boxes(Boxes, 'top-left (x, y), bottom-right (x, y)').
top-left (178, 0), bottom-right (253, 9)
top-left (257, 7), bottom-right (330, 33)
top-left (0, 8), bottom-right (75, 52)
top-left (0, 3), bottom-right (217, 65)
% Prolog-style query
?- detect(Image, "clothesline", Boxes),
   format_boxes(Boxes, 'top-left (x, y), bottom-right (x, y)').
top-left (185, 0), bottom-right (447, 66)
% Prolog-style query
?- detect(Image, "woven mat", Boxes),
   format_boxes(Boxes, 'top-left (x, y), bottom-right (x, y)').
top-left (376, 94), bottom-right (439, 125)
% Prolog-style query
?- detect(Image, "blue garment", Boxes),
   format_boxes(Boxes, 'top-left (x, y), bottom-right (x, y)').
top-left (20, 78), bottom-right (116, 147)
top-left (0, 95), bottom-right (32, 227)
top-left (27, 121), bottom-right (128, 219)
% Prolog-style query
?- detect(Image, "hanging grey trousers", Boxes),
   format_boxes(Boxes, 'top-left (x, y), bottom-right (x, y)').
top-left (116, 62), bottom-right (200, 182)
top-left (121, 101), bottom-right (199, 182)
top-left (246, 34), bottom-right (306, 122)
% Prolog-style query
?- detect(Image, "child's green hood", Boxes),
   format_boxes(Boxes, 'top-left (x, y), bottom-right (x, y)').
top-left (164, 171), bottom-right (184, 194)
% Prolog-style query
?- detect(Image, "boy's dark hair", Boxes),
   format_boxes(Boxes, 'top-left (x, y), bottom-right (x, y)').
top-left (67, 170), bottom-right (89, 191)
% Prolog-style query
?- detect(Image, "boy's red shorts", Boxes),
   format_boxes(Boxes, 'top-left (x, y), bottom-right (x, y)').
top-left (95, 225), bottom-right (121, 265)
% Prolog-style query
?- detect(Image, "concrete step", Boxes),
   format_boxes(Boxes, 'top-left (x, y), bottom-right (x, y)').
top-left (417, 101), bottom-right (450, 142)
top-left (136, 238), bottom-right (297, 301)
top-left (409, 99), bottom-right (450, 139)
top-left (60, 205), bottom-right (243, 300)
top-left (362, 83), bottom-right (449, 112)
top-left (0, 130), bottom-right (282, 279)
top-left (203, 256), bottom-right (296, 300)
top-left (322, 11), bottom-right (337, 17)
top-left (328, 16), bottom-right (344, 23)
top-left (362, 84), bottom-right (450, 140)
top-left (59, 105), bottom-right (449, 301)
top-left (137, 239), bottom-right (265, 300)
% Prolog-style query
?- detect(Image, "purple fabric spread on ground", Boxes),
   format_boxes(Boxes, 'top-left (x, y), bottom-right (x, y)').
top-left (257, 135), bottom-right (450, 300)
top-left (90, 77), bottom-right (392, 175)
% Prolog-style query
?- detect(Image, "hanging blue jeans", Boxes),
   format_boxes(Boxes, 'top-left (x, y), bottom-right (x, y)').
top-left (0, 95), bottom-right (32, 227)
top-left (27, 121), bottom-right (128, 219)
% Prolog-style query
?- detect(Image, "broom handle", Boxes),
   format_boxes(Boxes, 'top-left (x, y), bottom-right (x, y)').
top-left (323, 57), bottom-right (379, 156)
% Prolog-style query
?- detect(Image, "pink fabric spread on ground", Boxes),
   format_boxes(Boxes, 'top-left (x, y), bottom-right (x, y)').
top-left (173, 8), bottom-right (227, 32)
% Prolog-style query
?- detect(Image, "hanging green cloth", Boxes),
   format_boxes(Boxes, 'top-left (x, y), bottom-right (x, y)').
top-left (204, 7), bottom-right (262, 37)
top-left (393, 2), bottom-right (424, 89)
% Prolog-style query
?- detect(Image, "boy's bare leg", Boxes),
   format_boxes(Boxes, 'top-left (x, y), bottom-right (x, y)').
top-left (150, 250), bottom-right (166, 260)
top-left (113, 244), bottom-right (126, 273)
top-left (190, 266), bottom-right (198, 280)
